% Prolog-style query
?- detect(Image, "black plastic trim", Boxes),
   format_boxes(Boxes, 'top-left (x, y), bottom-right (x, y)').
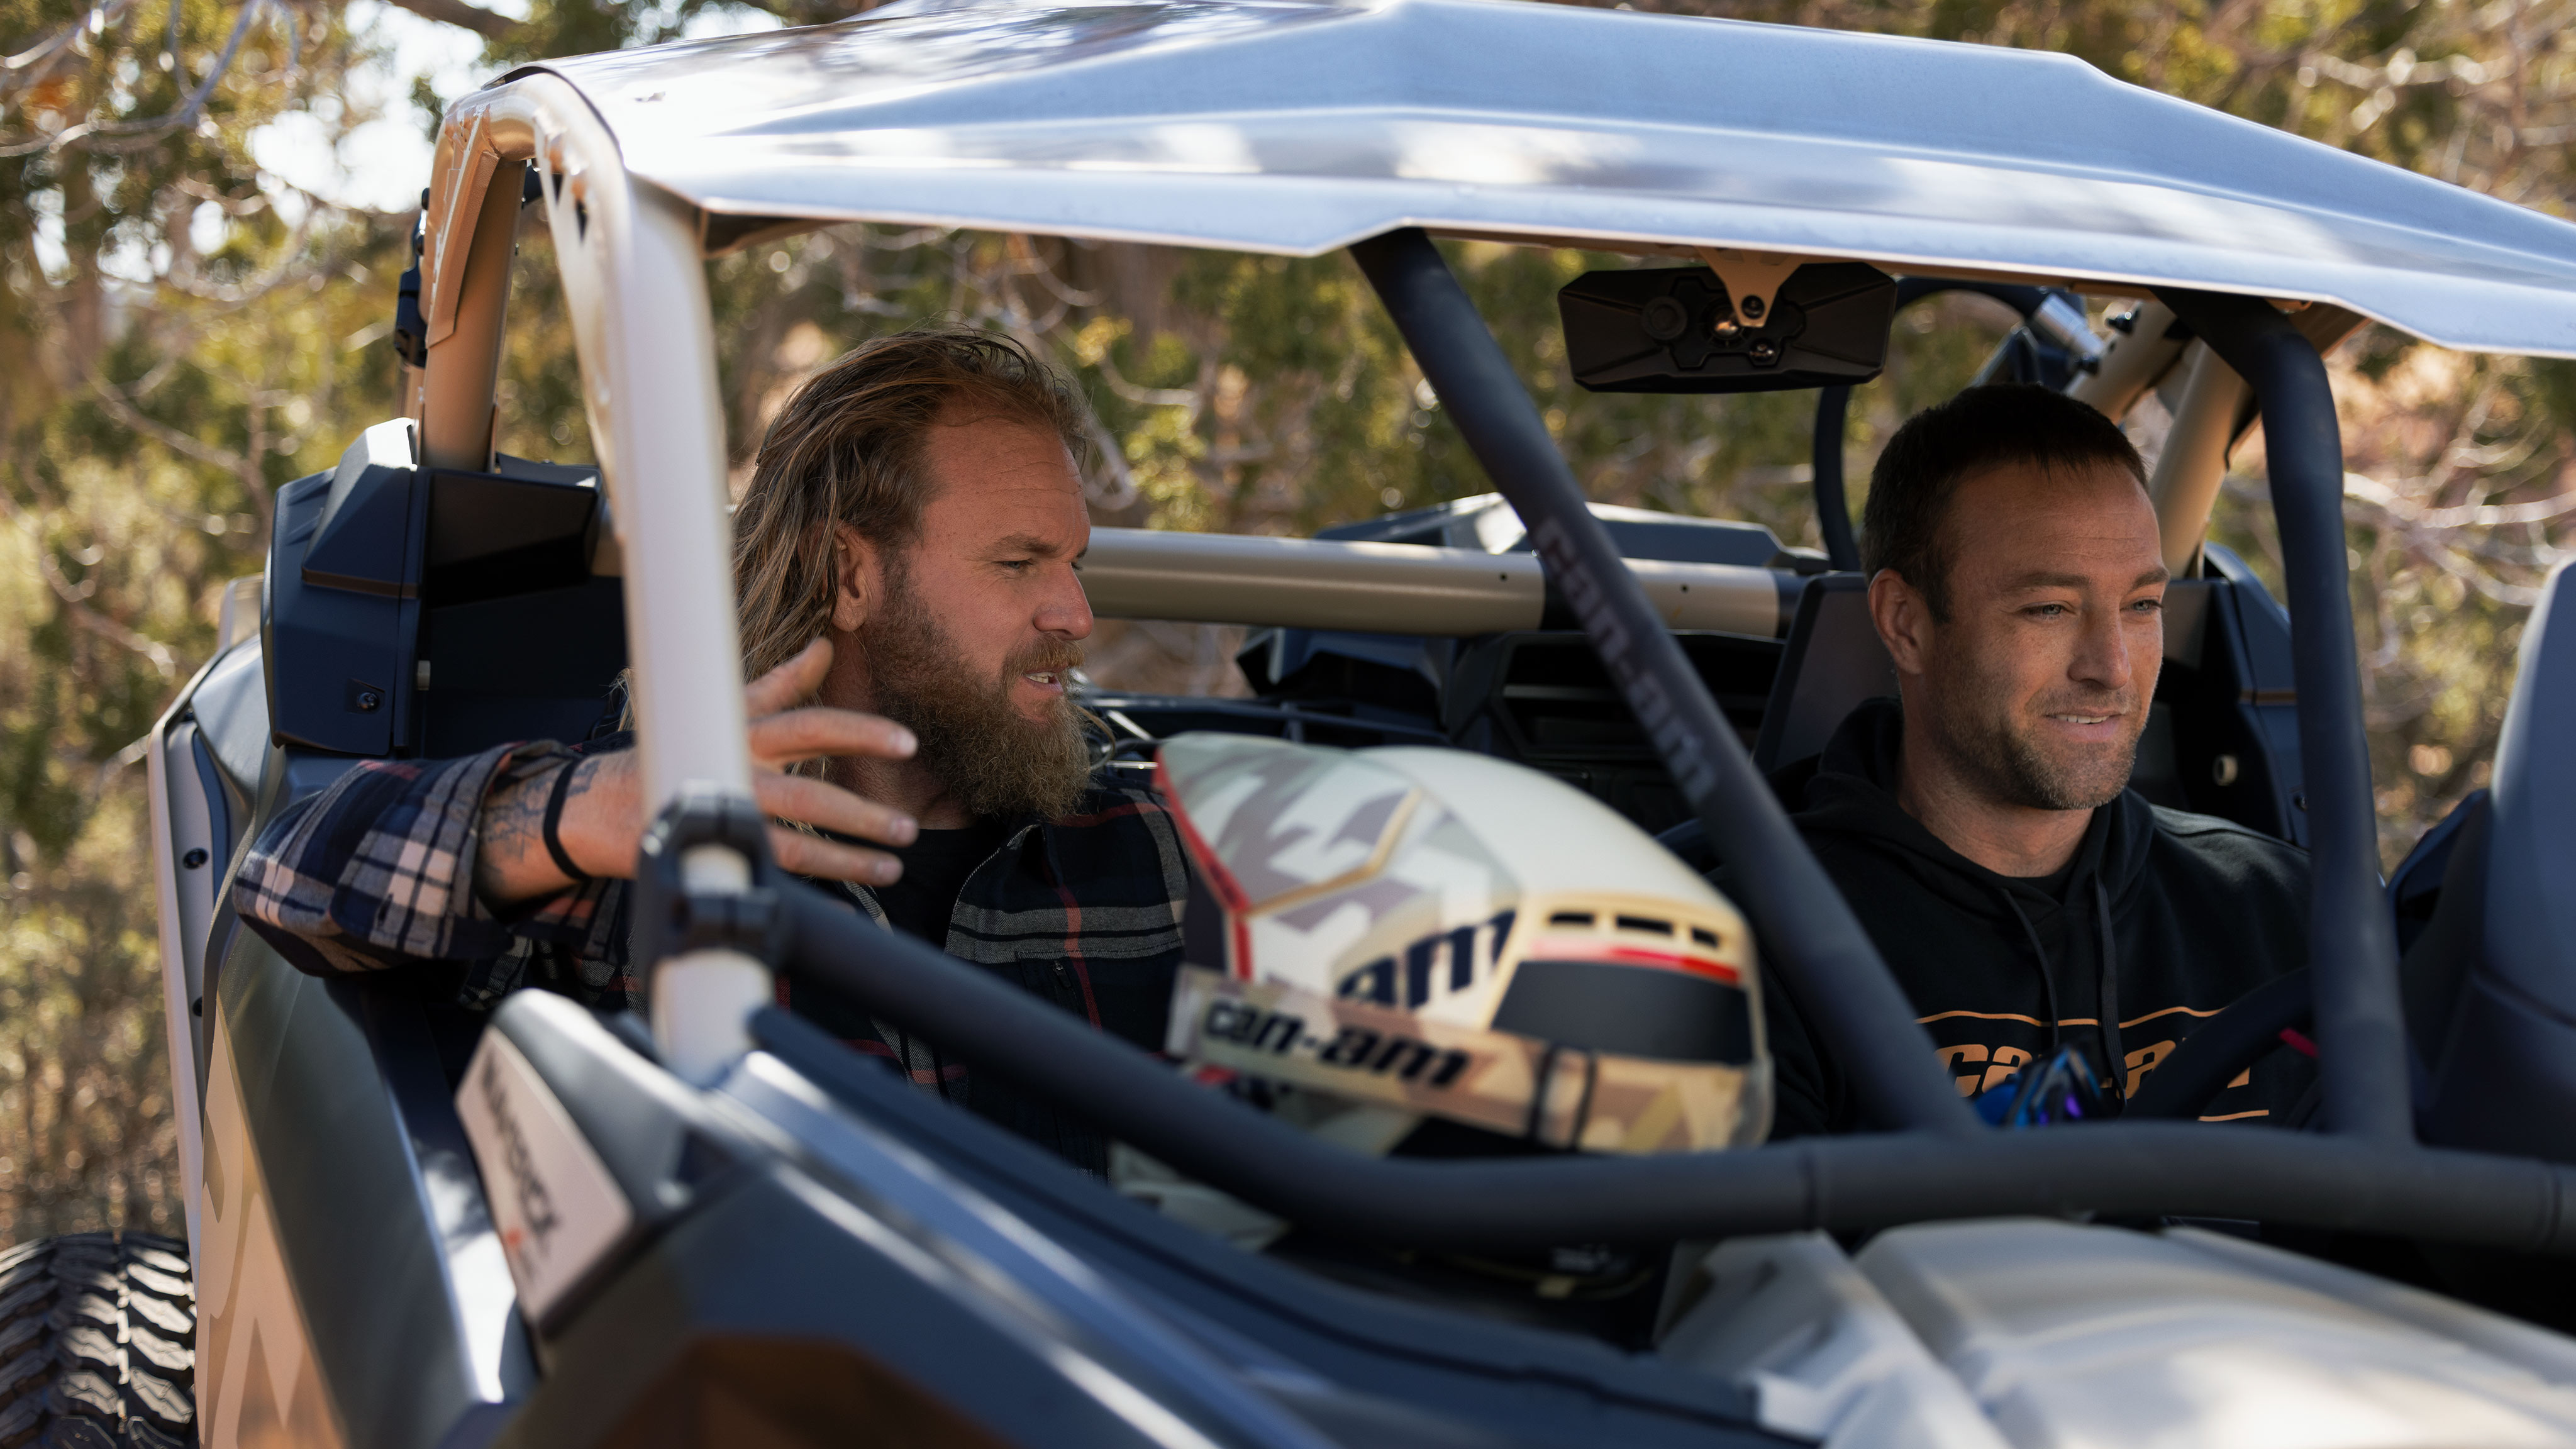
top-left (1811, 386), bottom-right (1862, 571)
top-left (751, 1008), bottom-right (1784, 1448)
top-left (265, 439), bottom-right (421, 757)
top-left (1490, 958), bottom-right (1753, 1065)
top-left (630, 784), bottom-right (783, 989)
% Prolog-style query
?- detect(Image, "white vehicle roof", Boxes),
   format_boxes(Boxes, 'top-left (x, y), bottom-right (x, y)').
top-left (528, 0), bottom-right (2576, 357)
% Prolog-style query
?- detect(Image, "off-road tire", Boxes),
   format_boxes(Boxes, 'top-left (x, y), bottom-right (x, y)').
top-left (0, 1233), bottom-right (195, 1448)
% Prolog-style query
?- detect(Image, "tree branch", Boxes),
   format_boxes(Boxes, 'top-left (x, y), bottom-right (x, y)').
top-left (87, 375), bottom-right (251, 482)
top-left (380, 0), bottom-right (519, 40)
top-left (36, 552), bottom-right (177, 677)
top-left (1, 0), bottom-right (262, 155)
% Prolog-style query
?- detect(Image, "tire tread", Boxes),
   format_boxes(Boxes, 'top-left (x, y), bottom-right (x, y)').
top-left (0, 1235), bottom-right (194, 1449)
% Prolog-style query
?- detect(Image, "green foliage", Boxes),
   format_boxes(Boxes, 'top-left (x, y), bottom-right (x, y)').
top-left (1, 0), bottom-right (410, 1238)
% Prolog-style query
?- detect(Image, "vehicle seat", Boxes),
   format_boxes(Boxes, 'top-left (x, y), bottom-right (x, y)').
top-left (2389, 787), bottom-right (2488, 959)
top-left (1750, 574), bottom-right (1892, 774)
top-left (1651, 570), bottom-right (1889, 872)
top-left (2414, 559), bottom-right (2576, 1162)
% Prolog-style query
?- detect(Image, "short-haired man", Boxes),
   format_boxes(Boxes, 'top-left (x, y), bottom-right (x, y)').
top-left (238, 328), bottom-right (1190, 1172)
top-left (1761, 384), bottom-right (2312, 1137)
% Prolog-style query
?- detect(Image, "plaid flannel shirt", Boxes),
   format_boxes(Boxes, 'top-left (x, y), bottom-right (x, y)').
top-left (235, 737), bottom-right (1194, 1170)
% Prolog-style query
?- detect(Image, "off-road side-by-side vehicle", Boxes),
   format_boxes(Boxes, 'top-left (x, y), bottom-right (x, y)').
top-left (40, 1), bottom-right (2576, 1444)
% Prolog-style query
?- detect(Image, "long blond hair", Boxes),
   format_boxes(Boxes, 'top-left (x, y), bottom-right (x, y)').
top-left (730, 325), bottom-right (1092, 684)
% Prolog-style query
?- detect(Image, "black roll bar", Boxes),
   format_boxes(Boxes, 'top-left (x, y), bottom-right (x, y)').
top-left (1346, 228), bottom-right (1979, 1138)
top-left (1810, 280), bottom-right (2053, 570)
top-left (2155, 289), bottom-right (2414, 1145)
top-left (770, 883), bottom-right (2576, 1256)
top-left (1811, 388), bottom-right (1863, 570)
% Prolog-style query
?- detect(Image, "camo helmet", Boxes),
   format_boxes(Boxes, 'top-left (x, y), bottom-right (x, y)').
top-left (1155, 733), bottom-right (1771, 1155)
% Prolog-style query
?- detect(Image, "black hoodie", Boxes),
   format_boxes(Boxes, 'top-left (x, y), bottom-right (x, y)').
top-left (1754, 698), bottom-right (2315, 1137)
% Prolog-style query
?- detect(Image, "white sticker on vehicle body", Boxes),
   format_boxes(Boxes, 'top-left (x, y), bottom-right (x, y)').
top-left (456, 1030), bottom-right (634, 1321)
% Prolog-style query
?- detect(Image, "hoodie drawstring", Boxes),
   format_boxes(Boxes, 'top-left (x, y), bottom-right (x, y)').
top-left (1997, 882), bottom-right (2126, 1109)
top-left (2095, 875), bottom-right (2124, 1106)
top-left (2001, 894), bottom-right (2063, 1058)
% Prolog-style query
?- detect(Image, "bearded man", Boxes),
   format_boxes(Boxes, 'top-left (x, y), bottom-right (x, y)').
top-left (236, 328), bottom-right (1187, 1172)
top-left (1758, 384), bottom-right (2312, 1137)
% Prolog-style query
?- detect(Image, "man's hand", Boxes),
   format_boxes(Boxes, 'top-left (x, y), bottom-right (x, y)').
top-left (475, 639), bottom-right (920, 906)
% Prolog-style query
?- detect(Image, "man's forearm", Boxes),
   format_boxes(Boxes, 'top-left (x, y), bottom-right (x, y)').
top-left (475, 759), bottom-right (584, 906)
top-left (235, 742), bottom-right (538, 974)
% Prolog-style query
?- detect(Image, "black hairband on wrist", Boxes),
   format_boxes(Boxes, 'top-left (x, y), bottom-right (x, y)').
top-left (541, 758), bottom-right (593, 883)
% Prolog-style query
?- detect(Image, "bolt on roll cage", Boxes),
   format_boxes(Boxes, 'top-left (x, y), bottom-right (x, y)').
top-left (414, 58), bottom-right (2567, 1250)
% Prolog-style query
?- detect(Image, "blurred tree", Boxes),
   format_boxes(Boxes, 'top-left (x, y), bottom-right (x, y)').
top-left (1, 0), bottom-right (460, 1238)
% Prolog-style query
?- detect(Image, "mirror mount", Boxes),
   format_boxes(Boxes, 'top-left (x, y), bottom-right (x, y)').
top-left (1560, 260), bottom-right (1898, 394)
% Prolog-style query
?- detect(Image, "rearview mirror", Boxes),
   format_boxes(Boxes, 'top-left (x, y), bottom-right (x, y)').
top-left (1559, 262), bottom-right (1897, 393)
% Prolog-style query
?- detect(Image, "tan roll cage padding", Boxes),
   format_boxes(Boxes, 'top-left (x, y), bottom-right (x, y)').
top-left (1077, 528), bottom-right (1787, 638)
top-left (2074, 299), bottom-right (2365, 577)
top-left (420, 77), bottom-right (752, 806)
top-left (2146, 342), bottom-right (2253, 577)
top-left (416, 111), bottom-right (532, 472)
top-left (2070, 300), bottom-right (2190, 423)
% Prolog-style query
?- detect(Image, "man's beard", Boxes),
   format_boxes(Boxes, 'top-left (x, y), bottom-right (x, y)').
top-left (860, 579), bottom-right (1096, 822)
top-left (1926, 672), bottom-right (2143, 813)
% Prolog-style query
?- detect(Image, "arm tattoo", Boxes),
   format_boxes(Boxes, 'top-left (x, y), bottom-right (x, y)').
top-left (474, 762), bottom-right (574, 899)
top-left (484, 775), bottom-right (549, 859)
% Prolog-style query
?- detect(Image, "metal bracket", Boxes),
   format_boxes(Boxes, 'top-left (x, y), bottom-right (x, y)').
top-left (391, 192), bottom-right (429, 371)
top-left (632, 782), bottom-right (782, 972)
top-left (1694, 247), bottom-right (1818, 330)
top-left (2029, 292), bottom-right (2107, 369)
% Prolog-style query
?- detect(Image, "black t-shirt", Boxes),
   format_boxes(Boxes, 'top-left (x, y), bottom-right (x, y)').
top-left (2023, 852), bottom-right (2082, 904)
top-left (873, 819), bottom-right (1013, 946)
top-left (796, 811), bottom-right (1180, 1175)
top-left (795, 819), bottom-right (1009, 1045)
